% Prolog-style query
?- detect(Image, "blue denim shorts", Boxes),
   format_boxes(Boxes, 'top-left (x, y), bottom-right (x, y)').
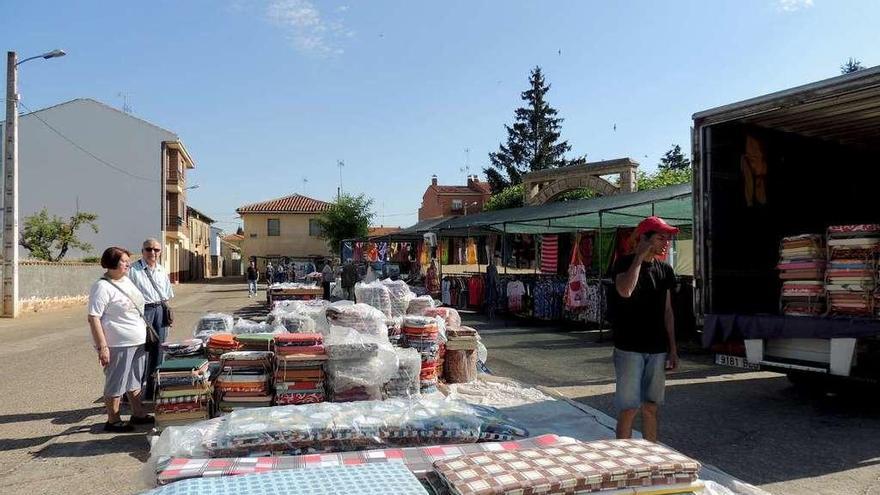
top-left (613, 348), bottom-right (667, 411)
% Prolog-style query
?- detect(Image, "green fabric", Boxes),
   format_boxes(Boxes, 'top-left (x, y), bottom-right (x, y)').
top-left (234, 333), bottom-right (277, 343)
top-left (157, 358), bottom-right (208, 371)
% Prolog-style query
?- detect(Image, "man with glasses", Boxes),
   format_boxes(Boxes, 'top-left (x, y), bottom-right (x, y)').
top-left (129, 238), bottom-right (174, 401)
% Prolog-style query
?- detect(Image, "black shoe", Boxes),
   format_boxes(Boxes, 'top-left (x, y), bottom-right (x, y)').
top-left (104, 421), bottom-right (135, 433)
top-left (129, 415), bottom-right (155, 425)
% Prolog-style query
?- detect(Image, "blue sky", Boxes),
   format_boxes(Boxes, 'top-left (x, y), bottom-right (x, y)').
top-left (4, 0), bottom-right (878, 229)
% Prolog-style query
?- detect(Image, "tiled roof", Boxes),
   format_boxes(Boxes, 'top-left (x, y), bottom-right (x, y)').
top-left (368, 226), bottom-right (402, 237)
top-left (222, 233), bottom-right (245, 242)
top-left (434, 183), bottom-right (492, 194)
top-left (236, 194), bottom-right (331, 214)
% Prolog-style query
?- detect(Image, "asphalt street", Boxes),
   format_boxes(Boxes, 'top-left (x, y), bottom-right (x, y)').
top-left (0, 279), bottom-right (877, 495)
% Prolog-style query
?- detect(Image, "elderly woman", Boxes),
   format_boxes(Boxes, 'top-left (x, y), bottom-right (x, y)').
top-left (87, 246), bottom-right (154, 432)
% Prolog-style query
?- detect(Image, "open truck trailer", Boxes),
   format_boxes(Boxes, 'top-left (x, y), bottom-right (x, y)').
top-left (693, 67), bottom-right (880, 381)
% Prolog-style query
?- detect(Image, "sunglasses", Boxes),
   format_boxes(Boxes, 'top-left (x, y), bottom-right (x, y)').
top-left (144, 247), bottom-right (161, 253)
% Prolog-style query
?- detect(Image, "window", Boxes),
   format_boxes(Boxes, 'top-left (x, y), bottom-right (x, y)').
top-left (451, 199), bottom-right (463, 211)
top-left (267, 218), bottom-right (280, 236)
top-left (309, 219), bottom-right (324, 237)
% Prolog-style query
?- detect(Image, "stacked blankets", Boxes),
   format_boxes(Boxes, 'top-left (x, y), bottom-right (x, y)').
top-left (216, 351), bottom-right (273, 413)
top-left (433, 439), bottom-right (701, 495)
top-left (234, 333), bottom-right (275, 352)
top-left (326, 330), bottom-right (385, 402)
top-left (160, 339), bottom-right (203, 359)
top-left (401, 316), bottom-right (440, 394)
top-left (445, 327), bottom-right (479, 384)
top-left (155, 358), bottom-right (211, 430)
top-left (274, 333), bottom-right (327, 405)
top-left (778, 234), bottom-right (826, 316)
top-left (206, 333), bottom-right (239, 362)
top-left (383, 347), bottom-right (421, 398)
top-left (826, 224), bottom-right (879, 317)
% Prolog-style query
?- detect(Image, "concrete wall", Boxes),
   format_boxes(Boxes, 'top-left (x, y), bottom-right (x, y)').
top-left (241, 212), bottom-right (330, 268)
top-left (16, 261), bottom-right (104, 311)
top-left (10, 98), bottom-right (174, 258)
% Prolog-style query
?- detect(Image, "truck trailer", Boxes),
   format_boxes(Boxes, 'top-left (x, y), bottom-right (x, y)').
top-left (693, 67), bottom-right (880, 381)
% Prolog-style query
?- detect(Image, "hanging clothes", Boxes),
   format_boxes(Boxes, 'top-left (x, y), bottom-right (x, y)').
top-left (468, 275), bottom-right (484, 307)
top-left (425, 261), bottom-right (440, 295)
top-left (540, 235), bottom-right (559, 274)
top-left (507, 280), bottom-right (526, 313)
top-left (342, 241), bottom-right (354, 263)
top-left (466, 239), bottom-right (478, 265)
top-left (565, 234), bottom-right (589, 312)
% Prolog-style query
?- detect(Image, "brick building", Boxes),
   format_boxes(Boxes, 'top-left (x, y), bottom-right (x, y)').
top-left (417, 175), bottom-right (492, 220)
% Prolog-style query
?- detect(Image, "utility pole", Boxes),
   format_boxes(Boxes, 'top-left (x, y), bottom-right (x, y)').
top-left (3, 52), bottom-right (19, 317)
top-left (337, 160), bottom-right (344, 200)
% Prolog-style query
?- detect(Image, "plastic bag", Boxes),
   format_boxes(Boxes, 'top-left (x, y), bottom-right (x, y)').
top-left (325, 303), bottom-right (388, 338)
top-left (422, 307), bottom-right (461, 330)
top-left (324, 326), bottom-right (381, 360)
top-left (277, 313), bottom-right (316, 333)
top-left (381, 279), bottom-right (414, 317)
top-left (193, 313), bottom-right (234, 341)
top-left (406, 295), bottom-right (435, 315)
top-left (383, 347), bottom-right (421, 398)
top-left (355, 281), bottom-right (392, 317)
top-left (325, 326), bottom-right (398, 397)
top-left (231, 318), bottom-right (287, 335)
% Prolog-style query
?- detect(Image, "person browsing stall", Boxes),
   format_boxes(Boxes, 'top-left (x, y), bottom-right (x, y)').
top-left (128, 238), bottom-right (174, 401)
top-left (322, 260), bottom-right (335, 300)
top-left (246, 260), bottom-right (260, 298)
top-left (87, 247), bottom-right (154, 432)
top-left (610, 216), bottom-right (679, 442)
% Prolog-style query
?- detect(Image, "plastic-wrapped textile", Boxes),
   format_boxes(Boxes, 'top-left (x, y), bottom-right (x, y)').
top-left (422, 307), bottom-right (462, 330)
top-left (444, 349), bottom-right (477, 383)
top-left (231, 318), bottom-right (287, 336)
top-left (324, 303), bottom-right (388, 338)
top-left (324, 326), bottom-right (383, 360)
top-left (381, 279), bottom-right (414, 317)
top-left (276, 313), bottom-right (317, 333)
top-left (161, 339), bottom-right (204, 358)
top-left (386, 317), bottom-right (403, 346)
top-left (193, 313), bottom-right (234, 341)
top-left (326, 355), bottom-right (397, 394)
top-left (147, 396), bottom-right (528, 460)
top-left (406, 295), bottom-right (435, 315)
top-left (354, 281), bottom-right (393, 317)
top-left (332, 385), bottom-right (382, 402)
top-left (383, 347), bottom-right (421, 398)
top-left (233, 333), bottom-right (276, 352)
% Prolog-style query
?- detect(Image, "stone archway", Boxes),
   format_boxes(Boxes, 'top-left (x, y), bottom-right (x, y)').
top-left (522, 158), bottom-right (639, 205)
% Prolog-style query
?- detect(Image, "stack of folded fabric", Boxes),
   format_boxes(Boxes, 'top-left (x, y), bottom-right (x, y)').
top-left (234, 333), bottom-right (276, 352)
top-left (401, 316), bottom-right (440, 394)
top-left (193, 313), bottom-right (234, 341)
top-left (216, 351), bottom-right (273, 413)
top-left (432, 439), bottom-right (702, 495)
top-left (155, 358), bottom-right (211, 430)
top-left (778, 234), bottom-right (826, 316)
top-left (274, 333), bottom-right (327, 405)
top-left (826, 224), bottom-right (880, 317)
top-left (206, 333), bottom-right (239, 362)
top-left (407, 295), bottom-right (435, 315)
top-left (386, 318), bottom-right (402, 346)
top-left (444, 326), bottom-right (479, 384)
top-left (160, 339), bottom-right (204, 360)
top-left (383, 347), bottom-right (421, 398)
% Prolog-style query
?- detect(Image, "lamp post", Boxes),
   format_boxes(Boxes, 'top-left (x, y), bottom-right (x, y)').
top-left (3, 49), bottom-right (66, 317)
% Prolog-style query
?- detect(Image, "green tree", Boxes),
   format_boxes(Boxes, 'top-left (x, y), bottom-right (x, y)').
top-left (841, 57), bottom-right (864, 74)
top-left (637, 167), bottom-right (692, 191)
top-left (483, 184), bottom-right (525, 211)
top-left (19, 209), bottom-right (99, 261)
top-left (658, 144), bottom-right (691, 171)
top-left (484, 66), bottom-right (586, 191)
top-left (316, 193), bottom-right (374, 253)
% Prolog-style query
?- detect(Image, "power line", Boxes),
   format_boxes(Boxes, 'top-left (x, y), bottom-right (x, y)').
top-left (18, 100), bottom-right (157, 183)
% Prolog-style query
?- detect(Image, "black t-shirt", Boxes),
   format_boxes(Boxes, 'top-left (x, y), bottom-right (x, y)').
top-left (246, 266), bottom-right (258, 281)
top-left (608, 254), bottom-right (675, 354)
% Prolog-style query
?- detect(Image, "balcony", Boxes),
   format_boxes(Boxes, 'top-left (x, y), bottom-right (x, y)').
top-left (166, 172), bottom-right (185, 194)
top-left (166, 214), bottom-right (189, 240)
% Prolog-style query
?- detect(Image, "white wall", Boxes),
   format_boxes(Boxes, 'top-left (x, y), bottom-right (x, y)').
top-left (210, 226), bottom-right (222, 257)
top-left (9, 99), bottom-right (175, 258)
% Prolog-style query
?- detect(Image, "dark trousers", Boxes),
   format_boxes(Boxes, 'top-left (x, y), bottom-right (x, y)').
top-left (143, 304), bottom-right (168, 400)
top-left (323, 281), bottom-right (331, 300)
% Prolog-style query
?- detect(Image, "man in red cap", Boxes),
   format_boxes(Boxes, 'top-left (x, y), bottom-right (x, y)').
top-left (609, 216), bottom-right (679, 442)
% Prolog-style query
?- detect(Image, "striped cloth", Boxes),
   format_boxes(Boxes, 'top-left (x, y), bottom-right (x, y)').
top-left (540, 235), bottom-right (558, 274)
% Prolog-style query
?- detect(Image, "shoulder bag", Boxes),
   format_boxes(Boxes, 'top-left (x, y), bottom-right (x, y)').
top-left (141, 260), bottom-right (174, 326)
top-left (101, 276), bottom-right (160, 345)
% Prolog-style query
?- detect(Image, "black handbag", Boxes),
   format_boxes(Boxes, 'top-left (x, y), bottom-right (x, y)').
top-left (101, 277), bottom-right (160, 345)
top-left (142, 261), bottom-right (174, 326)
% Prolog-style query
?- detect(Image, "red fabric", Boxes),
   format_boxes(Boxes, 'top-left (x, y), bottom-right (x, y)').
top-left (468, 275), bottom-right (484, 307)
top-left (540, 235), bottom-right (559, 274)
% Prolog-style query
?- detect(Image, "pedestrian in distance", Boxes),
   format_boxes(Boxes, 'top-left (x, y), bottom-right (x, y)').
top-left (87, 246), bottom-right (154, 432)
top-left (266, 261), bottom-right (275, 286)
top-left (322, 260), bottom-right (335, 300)
top-left (609, 216), bottom-right (680, 442)
top-left (246, 260), bottom-right (259, 298)
top-left (128, 238), bottom-right (174, 402)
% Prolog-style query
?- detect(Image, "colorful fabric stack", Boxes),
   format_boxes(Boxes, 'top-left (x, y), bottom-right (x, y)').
top-left (234, 333), bottom-right (276, 352)
top-left (155, 358), bottom-right (211, 430)
top-left (160, 339), bottom-right (203, 359)
top-left (206, 333), bottom-right (239, 362)
top-left (154, 434), bottom-right (574, 486)
top-left (778, 234), bottom-right (826, 316)
top-left (216, 351), bottom-right (273, 413)
top-left (401, 316), bottom-right (440, 394)
top-left (433, 438), bottom-right (701, 495)
top-left (274, 333), bottom-right (327, 405)
top-left (826, 224), bottom-right (880, 317)
top-left (444, 326), bottom-right (479, 384)
top-left (193, 313), bottom-right (234, 341)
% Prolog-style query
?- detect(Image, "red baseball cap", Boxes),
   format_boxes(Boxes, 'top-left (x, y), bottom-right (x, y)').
top-left (635, 216), bottom-right (680, 237)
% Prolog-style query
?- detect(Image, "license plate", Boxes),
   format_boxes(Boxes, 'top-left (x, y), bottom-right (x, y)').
top-left (715, 354), bottom-right (760, 370)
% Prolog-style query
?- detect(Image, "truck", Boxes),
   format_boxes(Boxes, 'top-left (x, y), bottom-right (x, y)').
top-left (692, 66), bottom-right (880, 382)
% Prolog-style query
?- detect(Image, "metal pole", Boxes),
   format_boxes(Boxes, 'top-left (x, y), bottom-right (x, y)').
top-left (3, 52), bottom-right (19, 317)
top-left (597, 212), bottom-right (604, 341)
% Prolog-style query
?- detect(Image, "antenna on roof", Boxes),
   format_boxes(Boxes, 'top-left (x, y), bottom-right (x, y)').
top-left (116, 92), bottom-right (132, 114)
top-left (337, 160), bottom-right (344, 200)
top-left (302, 176), bottom-right (309, 193)
top-left (459, 147), bottom-right (471, 182)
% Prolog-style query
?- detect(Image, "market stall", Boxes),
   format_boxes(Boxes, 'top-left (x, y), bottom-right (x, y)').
top-left (266, 282), bottom-right (324, 305)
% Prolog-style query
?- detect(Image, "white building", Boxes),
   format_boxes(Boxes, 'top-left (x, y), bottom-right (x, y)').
top-left (1, 98), bottom-right (196, 281)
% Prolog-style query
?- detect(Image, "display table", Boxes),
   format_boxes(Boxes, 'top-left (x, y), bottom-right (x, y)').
top-left (267, 285), bottom-right (323, 305)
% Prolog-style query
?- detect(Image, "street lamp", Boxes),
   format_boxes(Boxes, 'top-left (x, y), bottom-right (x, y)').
top-left (463, 201), bottom-right (479, 216)
top-left (3, 49), bottom-right (66, 317)
top-left (185, 184), bottom-right (200, 190)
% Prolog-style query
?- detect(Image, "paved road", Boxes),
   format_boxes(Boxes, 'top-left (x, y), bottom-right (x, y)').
top-left (1, 279), bottom-right (877, 495)
top-left (469, 314), bottom-right (880, 495)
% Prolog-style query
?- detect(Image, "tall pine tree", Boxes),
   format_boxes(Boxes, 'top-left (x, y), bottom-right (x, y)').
top-left (484, 66), bottom-right (585, 191)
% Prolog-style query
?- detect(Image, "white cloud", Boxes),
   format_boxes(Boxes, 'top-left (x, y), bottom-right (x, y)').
top-left (776, 0), bottom-right (814, 12)
top-left (261, 0), bottom-right (352, 57)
